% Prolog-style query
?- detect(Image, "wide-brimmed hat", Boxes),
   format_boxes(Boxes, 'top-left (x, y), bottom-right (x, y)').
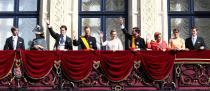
top-left (154, 32), bottom-right (161, 38)
top-left (32, 25), bottom-right (44, 34)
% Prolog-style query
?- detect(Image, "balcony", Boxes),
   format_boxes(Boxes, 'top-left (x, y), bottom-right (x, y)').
top-left (0, 50), bottom-right (210, 90)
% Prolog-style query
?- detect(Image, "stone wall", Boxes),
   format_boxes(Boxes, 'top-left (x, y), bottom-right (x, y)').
top-left (40, 0), bottom-right (168, 50)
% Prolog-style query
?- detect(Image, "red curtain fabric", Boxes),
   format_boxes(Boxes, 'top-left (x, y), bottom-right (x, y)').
top-left (60, 51), bottom-right (95, 81)
top-left (176, 50), bottom-right (210, 58)
top-left (99, 51), bottom-right (135, 82)
top-left (21, 51), bottom-right (55, 79)
top-left (176, 50), bottom-right (210, 62)
top-left (0, 51), bottom-right (15, 79)
top-left (138, 51), bottom-right (175, 80)
top-left (0, 50), bottom-right (178, 81)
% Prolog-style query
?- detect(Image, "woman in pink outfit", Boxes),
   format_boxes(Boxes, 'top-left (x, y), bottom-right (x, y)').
top-left (147, 32), bottom-right (167, 51)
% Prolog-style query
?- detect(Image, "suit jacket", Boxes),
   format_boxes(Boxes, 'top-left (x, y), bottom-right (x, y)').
top-left (121, 28), bottom-right (146, 50)
top-left (73, 36), bottom-right (97, 50)
top-left (48, 28), bottom-right (73, 50)
top-left (185, 36), bottom-right (206, 50)
top-left (4, 36), bottom-right (25, 50)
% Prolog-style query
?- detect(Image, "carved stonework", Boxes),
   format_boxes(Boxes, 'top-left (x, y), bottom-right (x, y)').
top-left (48, 0), bottom-right (70, 50)
top-left (50, 0), bottom-right (66, 29)
top-left (139, 0), bottom-right (168, 42)
top-left (140, 0), bottom-right (156, 39)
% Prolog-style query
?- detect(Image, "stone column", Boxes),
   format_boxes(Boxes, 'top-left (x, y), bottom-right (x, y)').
top-left (39, 0), bottom-right (49, 49)
top-left (139, 0), bottom-right (168, 43)
top-left (128, 0), bottom-right (138, 30)
top-left (70, 0), bottom-right (79, 50)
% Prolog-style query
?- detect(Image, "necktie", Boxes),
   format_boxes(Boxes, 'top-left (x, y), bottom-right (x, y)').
top-left (131, 36), bottom-right (136, 49)
top-left (192, 37), bottom-right (195, 46)
top-left (60, 35), bottom-right (64, 44)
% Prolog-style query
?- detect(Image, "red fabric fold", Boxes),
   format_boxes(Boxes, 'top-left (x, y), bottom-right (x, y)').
top-left (60, 51), bottom-right (94, 81)
top-left (0, 50), bottom-right (15, 79)
top-left (176, 50), bottom-right (210, 59)
top-left (138, 51), bottom-right (175, 80)
top-left (21, 51), bottom-right (55, 79)
top-left (175, 51), bottom-right (210, 63)
top-left (99, 51), bottom-right (135, 81)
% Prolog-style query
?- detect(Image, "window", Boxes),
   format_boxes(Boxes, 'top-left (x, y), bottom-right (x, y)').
top-left (168, 0), bottom-right (210, 49)
top-left (79, 0), bottom-right (128, 50)
top-left (0, 0), bottom-right (39, 50)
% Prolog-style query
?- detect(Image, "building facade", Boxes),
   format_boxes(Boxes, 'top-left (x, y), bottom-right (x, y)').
top-left (0, 0), bottom-right (209, 50)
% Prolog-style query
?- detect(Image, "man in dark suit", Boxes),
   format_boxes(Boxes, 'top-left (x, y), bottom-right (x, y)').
top-left (185, 26), bottom-right (206, 50)
top-left (73, 26), bottom-right (97, 50)
top-left (4, 27), bottom-right (25, 50)
top-left (45, 19), bottom-right (72, 50)
top-left (119, 17), bottom-right (146, 50)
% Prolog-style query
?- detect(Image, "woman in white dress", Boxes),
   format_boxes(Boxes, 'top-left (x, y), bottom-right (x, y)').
top-left (100, 30), bottom-right (123, 51)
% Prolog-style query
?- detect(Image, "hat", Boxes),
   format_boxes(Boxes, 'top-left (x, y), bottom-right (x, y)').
top-left (154, 32), bottom-right (161, 38)
top-left (32, 25), bottom-right (43, 34)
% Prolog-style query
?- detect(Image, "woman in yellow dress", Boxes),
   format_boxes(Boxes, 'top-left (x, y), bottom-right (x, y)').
top-left (168, 28), bottom-right (186, 50)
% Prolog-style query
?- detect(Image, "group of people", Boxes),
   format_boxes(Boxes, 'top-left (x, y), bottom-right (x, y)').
top-left (3, 18), bottom-right (206, 51)
top-left (146, 26), bottom-right (206, 51)
top-left (3, 26), bottom-right (48, 50)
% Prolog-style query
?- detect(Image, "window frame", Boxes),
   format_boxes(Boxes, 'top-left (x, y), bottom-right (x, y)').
top-left (0, 0), bottom-right (39, 27)
top-left (168, 0), bottom-right (210, 39)
top-left (0, 0), bottom-right (40, 50)
top-left (79, 0), bottom-right (128, 50)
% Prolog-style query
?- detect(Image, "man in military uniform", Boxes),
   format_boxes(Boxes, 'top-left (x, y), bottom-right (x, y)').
top-left (73, 26), bottom-right (97, 50)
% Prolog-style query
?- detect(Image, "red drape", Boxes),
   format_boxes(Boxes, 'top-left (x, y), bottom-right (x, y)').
top-left (0, 50), bottom-right (177, 81)
top-left (99, 51), bottom-right (135, 82)
top-left (0, 51), bottom-right (15, 79)
top-left (176, 50), bottom-right (210, 63)
top-left (60, 51), bottom-right (95, 81)
top-left (21, 51), bottom-right (55, 79)
top-left (138, 51), bottom-right (175, 80)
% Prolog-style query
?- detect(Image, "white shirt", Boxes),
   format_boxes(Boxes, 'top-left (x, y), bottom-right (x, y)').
top-left (121, 24), bottom-right (125, 29)
top-left (58, 35), bottom-right (66, 50)
top-left (102, 38), bottom-right (123, 51)
top-left (12, 36), bottom-right (18, 50)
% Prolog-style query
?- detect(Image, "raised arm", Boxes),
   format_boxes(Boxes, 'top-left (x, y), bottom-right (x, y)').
top-left (44, 18), bottom-right (59, 39)
top-left (99, 31), bottom-right (107, 46)
top-left (119, 17), bottom-right (132, 40)
top-left (72, 30), bottom-right (80, 46)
